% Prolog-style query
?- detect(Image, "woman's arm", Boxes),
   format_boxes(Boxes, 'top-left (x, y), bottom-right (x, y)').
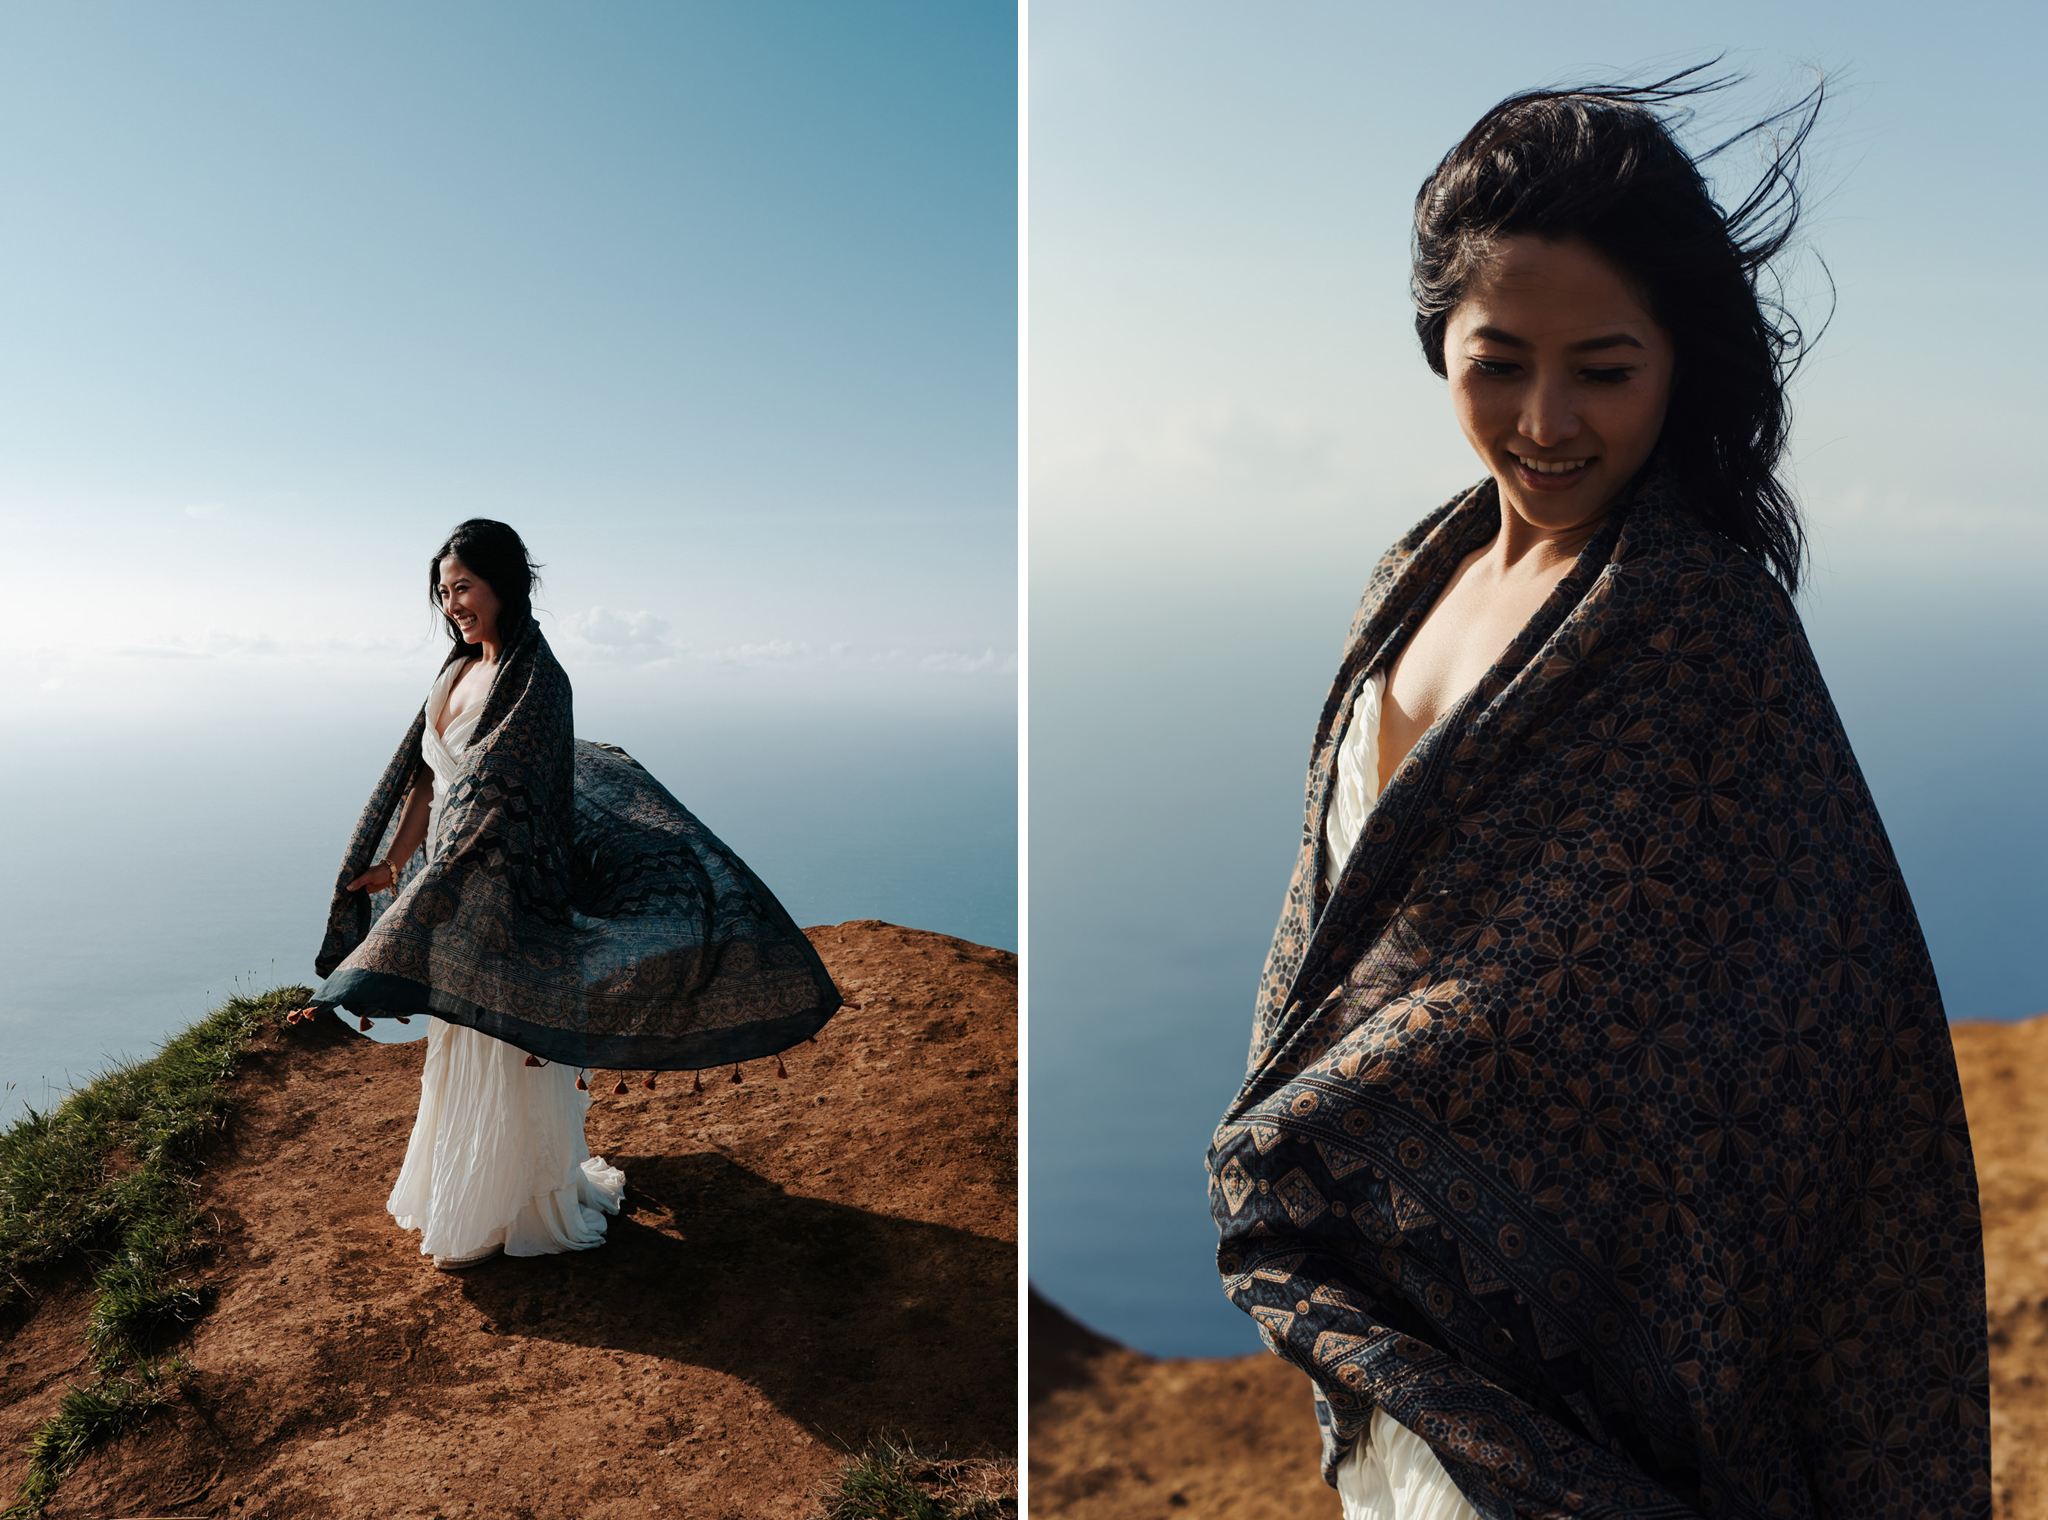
top-left (345, 771), bottom-right (434, 892)
top-left (291, 771), bottom-right (434, 1022)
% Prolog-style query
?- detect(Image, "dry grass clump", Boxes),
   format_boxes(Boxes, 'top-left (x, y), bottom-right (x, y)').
top-left (819, 1438), bottom-right (1018, 1520)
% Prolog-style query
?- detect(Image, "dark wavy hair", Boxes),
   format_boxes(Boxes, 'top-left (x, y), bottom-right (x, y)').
top-left (428, 519), bottom-right (543, 662)
top-left (1413, 65), bottom-right (1823, 592)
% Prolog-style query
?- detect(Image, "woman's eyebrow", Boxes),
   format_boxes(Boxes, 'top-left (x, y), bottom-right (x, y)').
top-left (1467, 325), bottom-right (1645, 353)
top-left (1469, 324), bottom-right (1528, 347)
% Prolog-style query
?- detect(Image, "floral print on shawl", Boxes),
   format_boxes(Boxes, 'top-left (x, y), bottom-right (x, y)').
top-left (1210, 475), bottom-right (1988, 1518)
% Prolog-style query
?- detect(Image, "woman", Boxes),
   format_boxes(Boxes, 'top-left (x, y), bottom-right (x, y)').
top-left (1207, 78), bottom-right (1988, 1519)
top-left (295, 520), bottom-right (841, 1272)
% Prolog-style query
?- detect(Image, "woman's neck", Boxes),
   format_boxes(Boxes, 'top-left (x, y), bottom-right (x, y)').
top-left (472, 617), bottom-right (512, 665)
top-left (1484, 492), bottom-right (1615, 579)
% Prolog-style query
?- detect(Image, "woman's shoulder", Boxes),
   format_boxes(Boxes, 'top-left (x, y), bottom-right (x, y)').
top-left (429, 653), bottom-right (472, 693)
top-left (1385, 477), bottom-right (1494, 565)
top-left (1354, 478), bottom-right (1496, 607)
top-left (1614, 486), bottom-right (1799, 627)
top-left (514, 627), bottom-right (574, 717)
top-left (527, 626), bottom-right (570, 681)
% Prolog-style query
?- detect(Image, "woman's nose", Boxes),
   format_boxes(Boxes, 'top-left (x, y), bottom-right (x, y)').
top-left (1519, 378), bottom-right (1581, 448)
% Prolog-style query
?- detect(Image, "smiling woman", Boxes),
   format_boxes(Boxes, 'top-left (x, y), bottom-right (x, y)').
top-left (291, 518), bottom-right (842, 1273)
top-left (1373, 236), bottom-right (1677, 801)
top-left (1207, 71), bottom-right (1988, 1520)
top-left (1445, 242), bottom-right (1673, 512)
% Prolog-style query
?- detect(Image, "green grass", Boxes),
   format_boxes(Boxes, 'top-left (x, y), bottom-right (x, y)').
top-left (0, 984), bottom-right (307, 1519)
top-left (5, 1360), bottom-right (188, 1518)
top-left (819, 1441), bottom-right (1017, 1520)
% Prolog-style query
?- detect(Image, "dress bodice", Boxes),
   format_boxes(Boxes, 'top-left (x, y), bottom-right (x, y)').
top-left (423, 659), bottom-right (488, 851)
top-left (1323, 672), bottom-right (1385, 897)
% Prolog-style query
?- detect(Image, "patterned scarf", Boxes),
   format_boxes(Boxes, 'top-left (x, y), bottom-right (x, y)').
top-left (312, 623), bottom-right (840, 1071)
top-left (1209, 475), bottom-right (1987, 1518)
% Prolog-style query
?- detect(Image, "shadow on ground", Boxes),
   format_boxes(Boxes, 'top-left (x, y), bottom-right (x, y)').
top-left (413, 1151), bottom-right (1016, 1455)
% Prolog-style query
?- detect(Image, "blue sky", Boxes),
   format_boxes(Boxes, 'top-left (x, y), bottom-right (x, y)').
top-left (1029, 0), bottom-right (2048, 1355)
top-left (0, 1), bottom-right (1017, 722)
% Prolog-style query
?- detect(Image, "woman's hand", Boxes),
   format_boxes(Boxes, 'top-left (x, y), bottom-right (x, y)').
top-left (345, 860), bottom-right (399, 894)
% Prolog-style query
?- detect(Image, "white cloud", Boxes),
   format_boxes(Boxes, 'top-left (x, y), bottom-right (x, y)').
top-left (1031, 400), bottom-right (1475, 586)
top-left (556, 607), bottom-right (678, 664)
top-left (1806, 481), bottom-right (2048, 540)
top-left (1036, 404), bottom-right (1356, 508)
top-left (35, 631), bottom-right (402, 664)
top-left (919, 647), bottom-right (1005, 674)
top-left (704, 638), bottom-right (816, 667)
top-left (690, 639), bottom-right (1016, 676)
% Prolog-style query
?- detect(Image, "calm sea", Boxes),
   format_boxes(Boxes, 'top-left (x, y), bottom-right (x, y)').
top-left (1030, 576), bottom-right (2048, 1358)
top-left (0, 699), bottom-right (1016, 1128)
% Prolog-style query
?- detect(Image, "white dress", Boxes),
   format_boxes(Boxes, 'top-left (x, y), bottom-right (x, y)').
top-left (1324, 672), bottom-right (1482, 1520)
top-left (384, 659), bottom-right (627, 1261)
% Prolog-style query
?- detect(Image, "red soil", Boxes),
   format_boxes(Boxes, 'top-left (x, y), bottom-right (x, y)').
top-left (0, 920), bottom-right (1017, 1520)
top-left (1953, 1015), bottom-right (2048, 1519)
top-left (1027, 1290), bottom-right (1327, 1520)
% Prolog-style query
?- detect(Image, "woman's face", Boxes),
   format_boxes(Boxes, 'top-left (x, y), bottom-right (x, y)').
top-left (437, 555), bottom-right (502, 646)
top-left (1443, 234), bottom-right (1675, 535)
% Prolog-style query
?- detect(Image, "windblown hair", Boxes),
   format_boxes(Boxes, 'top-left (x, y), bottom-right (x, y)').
top-left (1413, 65), bottom-right (1822, 592)
top-left (429, 519), bottom-right (543, 662)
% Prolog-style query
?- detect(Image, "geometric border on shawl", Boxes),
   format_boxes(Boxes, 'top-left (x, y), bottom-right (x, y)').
top-left (314, 966), bottom-right (837, 1070)
top-left (1316, 1139), bottom-right (1376, 1179)
top-left (1259, 1086), bottom-right (1694, 1452)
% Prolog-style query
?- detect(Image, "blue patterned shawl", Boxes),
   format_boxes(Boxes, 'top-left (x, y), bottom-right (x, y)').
top-left (311, 623), bottom-right (840, 1070)
top-left (1209, 475), bottom-right (1987, 1518)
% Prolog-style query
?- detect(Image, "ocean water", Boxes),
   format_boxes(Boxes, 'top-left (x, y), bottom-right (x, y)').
top-left (1029, 575), bottom-right (2048, 1358)
top-left (0, 700), bottom-right (1016, 1128)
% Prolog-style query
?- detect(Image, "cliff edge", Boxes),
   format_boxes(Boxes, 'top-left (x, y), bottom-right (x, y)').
top-left (0, 920), bottom-right (1017, 1519)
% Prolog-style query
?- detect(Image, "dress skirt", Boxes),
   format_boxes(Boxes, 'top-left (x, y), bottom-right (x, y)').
top-left (1337, 1409), bottom-right (1483, 1520)
top-left (386, 1016), bottom-right (625, 1259)
top-left (384, 657), bottom-right (626, 1261)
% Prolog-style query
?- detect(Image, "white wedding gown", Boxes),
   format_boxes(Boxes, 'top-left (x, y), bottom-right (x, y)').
top-left (1325, 673), bottom-right (1483, 1520)
top-left (385, 658), bottom-right (626, 1261)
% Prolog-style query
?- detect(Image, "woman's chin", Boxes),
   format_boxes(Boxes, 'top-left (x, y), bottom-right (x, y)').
top-left (1497, 472), bottom-right (1620, 533)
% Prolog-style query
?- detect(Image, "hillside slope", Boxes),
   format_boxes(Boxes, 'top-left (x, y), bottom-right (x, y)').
top-left (1032, 1015), bottom-right (2045, 1520)
top-left (1027, 1290), bottom-right (1326, 1520)
top-left (0, 920), bottom-right (1017, 1520)
top-left (1953, 1015), bottom-right (2048, 1519)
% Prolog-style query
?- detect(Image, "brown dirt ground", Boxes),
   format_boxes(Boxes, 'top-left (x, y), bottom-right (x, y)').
top-left (1030, 1015), bottom-right (2048, 1520)
top-left (1027, 1291), bottom-right (1327, 1520)
top-left (0, 920), bottom-right (1017, 1520)
top-left (1954, 1016), bottom-right (2048, 1520)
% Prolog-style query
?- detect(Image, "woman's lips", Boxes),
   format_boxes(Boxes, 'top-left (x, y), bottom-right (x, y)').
top-left (1509, 454), bottom-right (1594, 493)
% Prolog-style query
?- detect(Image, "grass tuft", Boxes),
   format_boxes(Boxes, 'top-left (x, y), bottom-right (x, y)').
top-left (86, 1219), bottom-right (217, 1364)
top-left (0, 985), bottom-right (308, 1518)
top-left (3, 1359), bottom-right (188, 1518)
top-left (819, 1440), bottom-right (1017, 1520)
